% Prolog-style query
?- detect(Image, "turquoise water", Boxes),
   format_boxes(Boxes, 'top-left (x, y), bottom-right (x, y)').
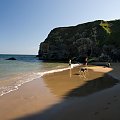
top-left (0, 54), bottom-right (68, 96)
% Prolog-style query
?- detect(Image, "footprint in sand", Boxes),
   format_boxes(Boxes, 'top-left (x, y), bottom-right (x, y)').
top-left (113, 95), bottom-right (119, 102)
top-left (103, 106), bottom-right (109, 110)
top-left (93, 97), bottom-right (118, 116)
top-left (94, 111), bottom-right (99, 115)
top-left (107, 102), bottom-right (111, 105)
top-left (102, 101), bottom-right (112, 110)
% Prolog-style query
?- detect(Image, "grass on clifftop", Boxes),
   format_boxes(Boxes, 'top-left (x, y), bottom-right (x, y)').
top-left (100, 21), bottom-right (111, 34)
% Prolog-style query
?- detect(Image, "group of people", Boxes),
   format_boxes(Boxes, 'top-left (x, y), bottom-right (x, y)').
top-left (69, 57), bottom-right (111, 78)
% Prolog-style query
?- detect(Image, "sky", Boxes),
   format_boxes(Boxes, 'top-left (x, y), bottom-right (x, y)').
top-left (0, 0), bottom-right (120, 55)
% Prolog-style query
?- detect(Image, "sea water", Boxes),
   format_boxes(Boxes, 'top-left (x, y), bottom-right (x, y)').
top-left (0, 54), bottom-right (72, 96)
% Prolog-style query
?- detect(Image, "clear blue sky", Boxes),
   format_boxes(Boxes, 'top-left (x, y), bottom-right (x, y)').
top-left (0, 0), bottom-right (120, 55)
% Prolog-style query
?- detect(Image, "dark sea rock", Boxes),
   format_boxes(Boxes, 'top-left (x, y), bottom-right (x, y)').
top-left (36, 55), bottom-right (40, 57)
top-left (38, 20), bottom-right (120, 62)
top-left (6, 57), bottom-right (16, 60)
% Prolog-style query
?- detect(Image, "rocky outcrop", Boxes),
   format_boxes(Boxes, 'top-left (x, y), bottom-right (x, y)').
top-left (38, 20), bottom-right (120, 62)
top-left (6, 57), bottom-right (16, 60)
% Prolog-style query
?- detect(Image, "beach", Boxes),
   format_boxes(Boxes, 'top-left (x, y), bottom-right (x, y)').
top-left (0, 63), bottom-right (120, 120)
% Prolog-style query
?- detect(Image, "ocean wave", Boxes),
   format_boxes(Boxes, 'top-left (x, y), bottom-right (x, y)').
top-left (0, 64), bottom-right (79, 97)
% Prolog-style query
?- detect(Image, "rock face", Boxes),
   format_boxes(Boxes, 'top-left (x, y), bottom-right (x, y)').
top-left (6, 57), bottom-right (16, 60)
top-left (38, 20), bottom-right (120, 62)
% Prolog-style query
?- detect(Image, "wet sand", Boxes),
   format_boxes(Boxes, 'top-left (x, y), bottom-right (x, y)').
top-left (0, 63), bottom-right (120, 120)
top-left (43, 65), bottom-right (117, 98)
top-left (0, 78), bottom-right (60, 120)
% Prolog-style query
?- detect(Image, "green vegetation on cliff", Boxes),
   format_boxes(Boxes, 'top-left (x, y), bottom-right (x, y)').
top-left (100, 21), bottom-right (111, 34)
top-left (38, 19), bottom-right (120, 62)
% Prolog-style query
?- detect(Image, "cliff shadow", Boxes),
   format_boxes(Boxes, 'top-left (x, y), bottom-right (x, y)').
top-left (15, 68), bottom-right (120, 120)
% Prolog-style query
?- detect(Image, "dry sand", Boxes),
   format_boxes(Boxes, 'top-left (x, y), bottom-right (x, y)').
top-left (0, 63), bottom-right (120, 120)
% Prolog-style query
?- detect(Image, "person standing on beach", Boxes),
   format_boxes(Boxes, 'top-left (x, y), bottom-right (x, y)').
top-left (69, 59), bottom-right (72, 68)
top-left (69, 59), bottom-right (73, 78)
top-left (84, 57), bottom-right (88, 66)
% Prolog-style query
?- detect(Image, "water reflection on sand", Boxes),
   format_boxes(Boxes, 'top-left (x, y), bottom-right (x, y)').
top-left (43, 67), bottom-right (119, 98)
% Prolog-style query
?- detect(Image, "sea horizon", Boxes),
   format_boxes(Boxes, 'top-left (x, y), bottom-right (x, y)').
top-left (0, 53), bottom-right (37, 55)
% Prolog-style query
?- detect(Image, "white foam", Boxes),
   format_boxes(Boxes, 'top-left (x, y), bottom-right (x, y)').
top-left (37, 64), bottom-right (79, 76)
top-left (0, 64), bottom-right (80, 97)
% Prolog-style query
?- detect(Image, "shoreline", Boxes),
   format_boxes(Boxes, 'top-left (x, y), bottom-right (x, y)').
top-left (0, 63), bottom-right (120, 119)
top-left (0, 64), bottom-right (79, 97)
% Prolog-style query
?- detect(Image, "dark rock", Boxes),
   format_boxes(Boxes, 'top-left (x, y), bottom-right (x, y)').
top-left (6, 57), bottom-right (16, 60)
top-left (36, 55), bottom-right (40, 57)
top-left (38, 19), bottom-right (120, 62)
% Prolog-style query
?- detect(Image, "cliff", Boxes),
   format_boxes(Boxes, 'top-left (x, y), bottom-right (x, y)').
top-left (38, 20), bottom-right (120, 62)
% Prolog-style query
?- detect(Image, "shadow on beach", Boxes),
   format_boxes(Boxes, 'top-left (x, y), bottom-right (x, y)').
top-left (15, 67), bottom-right (120, 120)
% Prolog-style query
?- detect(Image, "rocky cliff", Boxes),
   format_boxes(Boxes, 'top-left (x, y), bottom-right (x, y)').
top-left (38, 20), bottom-right (120, 62)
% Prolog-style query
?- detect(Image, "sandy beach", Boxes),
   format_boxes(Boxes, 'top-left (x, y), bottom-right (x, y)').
top-left (0, 63), bottom-right (120, 120)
